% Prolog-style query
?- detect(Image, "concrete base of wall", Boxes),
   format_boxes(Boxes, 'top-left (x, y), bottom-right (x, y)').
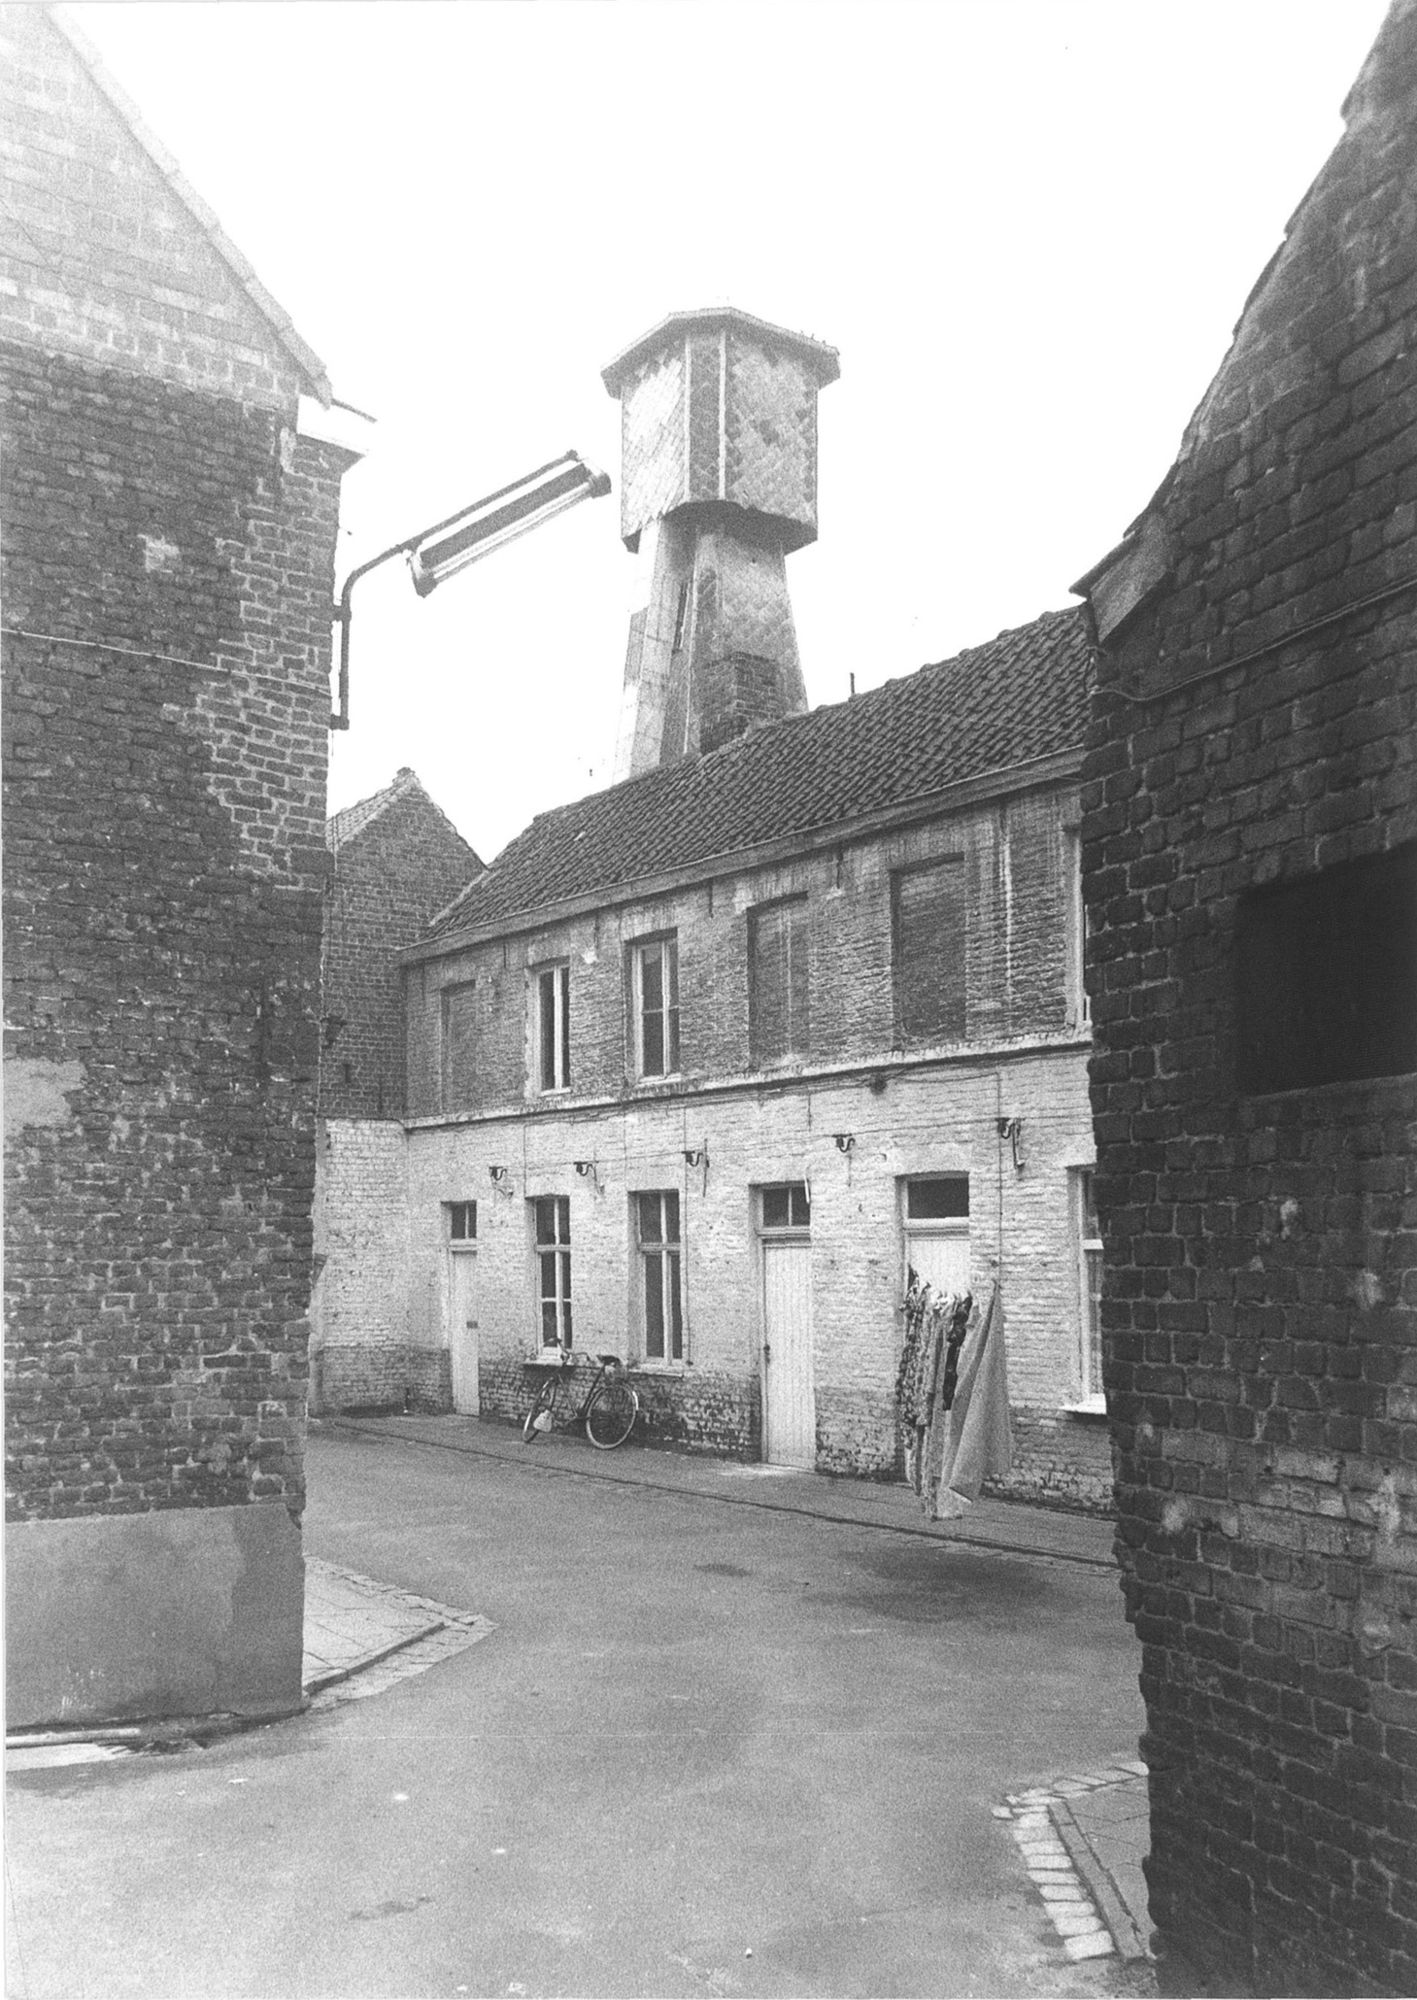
top-left (6, 1501), bottom-right (304, 1730)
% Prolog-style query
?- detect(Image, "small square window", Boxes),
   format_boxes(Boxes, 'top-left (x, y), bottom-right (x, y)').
top-left (446, 1201), bottom-right (477, 1241)
top-left (761, 1183), bottom-right (810, 1230)
top-left (905, 1178), bottom-right (969, 1220)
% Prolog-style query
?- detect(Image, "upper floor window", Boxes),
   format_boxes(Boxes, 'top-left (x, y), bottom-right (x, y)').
top-left (749, 897), bottom-right (810, 1066)
top-left (1063, 828), bottom-right (1090, 1029)
top-left (532, 1195), bottom-right (572, 1350)
top-left (535, 963), bottom-right (570, 1093)
top-left (635, 1191), bottom-right (683, 1363)
top-left (631, 935), bottom-right (680, 1078)
top-left (892, 859), bottom-right (965, 1044)
top-left (446, 1201), bottom-right (477, 1241)
top-left (440, 980), bottom-right (478, 1111)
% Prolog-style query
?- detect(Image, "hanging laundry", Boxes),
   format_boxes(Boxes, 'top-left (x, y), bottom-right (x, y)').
top-left (897, 1272), bottom-right (970, 1505)
top-left (933, 1282), bottom-right (1012, 1518)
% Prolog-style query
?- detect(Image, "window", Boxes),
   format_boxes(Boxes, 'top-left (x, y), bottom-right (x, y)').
top-left (446, 1201), bottom-right (477, 1241)
top-left (532, 1195), bottom-right (572, 1350)
top-left (635, 1191), bottom-right (683, 1363)
top-left (1072, 1169), bottom-right (1104, 1409)
top-left (1236, 843), bottom-right (1417, 1093)
top-left (892, 860), bottom-right (965, 1043)
top-left (440, 981), bottom-right (477, 1110)
top-left (535, 964), bottom-right (570, 1093)
top-left (749, 897), bottom-right (810, 1066)
top-left (1063, 828), bottom-right (1090, 1029)
top-left (760, 1183), bottom-right (811, 1231)
top-left (905, 1177), bottom-right (969, 1220)
top-left (632, 935), bottom-right (680, 1078)
top-left (902, 1176), bottom-right (970, 1297)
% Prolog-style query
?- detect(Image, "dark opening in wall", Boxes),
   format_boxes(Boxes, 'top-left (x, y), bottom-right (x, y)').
top-left (1236, 842), bottom-right (1417, 1093)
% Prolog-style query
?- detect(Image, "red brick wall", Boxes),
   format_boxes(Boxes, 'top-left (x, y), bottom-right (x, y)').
top-left (1081, 9), bottom-right (1417, 1989)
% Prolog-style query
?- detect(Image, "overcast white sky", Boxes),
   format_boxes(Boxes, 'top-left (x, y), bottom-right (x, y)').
top-left (75, 0), bottom-right (1390, 862)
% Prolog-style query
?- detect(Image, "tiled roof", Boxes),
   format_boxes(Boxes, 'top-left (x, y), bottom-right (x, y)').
top-left (425, 605), bottom-right (1094, 942)
top-left (329, 768), bottom-right (481, 872)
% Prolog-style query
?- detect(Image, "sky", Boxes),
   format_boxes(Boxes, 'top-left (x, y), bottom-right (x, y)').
top-left (73, 0), bottom-right (1391, 862)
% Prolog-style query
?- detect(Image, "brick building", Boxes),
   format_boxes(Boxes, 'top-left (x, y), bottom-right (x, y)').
top-left (313, 768), bottom-right (480, 1413)
top-left (2, 9), bottom-right (363, 1726)
top-left (1075, 3), bottom-right (1417, 1990)
top-left (309, 309), bottom-right (1113, 1505)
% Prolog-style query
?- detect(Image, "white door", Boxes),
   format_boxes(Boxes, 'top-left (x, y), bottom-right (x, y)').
top-left (448, 1248), bottom-right (479, 1414)
top-left (762, 1240), bottom-right (814, 1467)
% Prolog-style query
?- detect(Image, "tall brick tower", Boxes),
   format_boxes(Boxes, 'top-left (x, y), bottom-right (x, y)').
top-left (602, 308), bottom-right (838, 777)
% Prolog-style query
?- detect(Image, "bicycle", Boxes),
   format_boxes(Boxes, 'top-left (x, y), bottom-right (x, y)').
top-left (520, 1349), bottom-right (639, 1450)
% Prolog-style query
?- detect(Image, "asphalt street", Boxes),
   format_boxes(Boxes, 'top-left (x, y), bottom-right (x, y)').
top-left (7, 1424), bottom-right (1149, 1999)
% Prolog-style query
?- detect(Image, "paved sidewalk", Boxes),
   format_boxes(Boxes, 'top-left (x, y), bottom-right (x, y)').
top-left (313, 1410), bottom-right (1119, 1569)
top-left (999, 1765), bottom-right (1152, 1968)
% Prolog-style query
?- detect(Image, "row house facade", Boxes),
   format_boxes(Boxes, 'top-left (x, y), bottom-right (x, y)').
top-left (384, 606), bottom-right (1112, 1503)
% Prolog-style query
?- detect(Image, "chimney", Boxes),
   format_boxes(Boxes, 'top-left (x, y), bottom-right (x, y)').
top-left (602, 308), bottom-right (839, 777)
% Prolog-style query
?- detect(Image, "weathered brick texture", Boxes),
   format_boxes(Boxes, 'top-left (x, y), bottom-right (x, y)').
top-left (386, 779), bottom-right (1109, 1502)
top-left (1080, 8), bottom-right (1417, 1990)
top-left (2, 9), bottom-right (348, 1553)
top-left (321, 773), bottom-right (480, 1123)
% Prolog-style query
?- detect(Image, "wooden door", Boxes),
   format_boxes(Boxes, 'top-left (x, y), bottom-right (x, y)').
top-left (448, 1248), bottom-right (479, 1414)
top-left (762, 1239), bottom-right (814, 1467)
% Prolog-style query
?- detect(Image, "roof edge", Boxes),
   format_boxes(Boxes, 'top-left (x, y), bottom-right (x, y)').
top-left (49, 5), bottom-right (333, 403)
top-left (602, 307), bottom-right (840, 397)
top-left (406, 743), bottom-right (1086, 964)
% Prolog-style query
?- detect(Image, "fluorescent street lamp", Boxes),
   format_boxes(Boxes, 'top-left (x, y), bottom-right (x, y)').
top-left (330, 450), bottom-right (610, 730)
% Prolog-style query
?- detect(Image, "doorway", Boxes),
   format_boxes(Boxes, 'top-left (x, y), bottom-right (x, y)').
top-left (758, 1182), bottom-right (814, 1467)
top-left (445, 1200), bottom-right (479, 1415)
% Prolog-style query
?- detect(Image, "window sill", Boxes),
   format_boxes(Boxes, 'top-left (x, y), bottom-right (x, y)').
top-left (1063, 1397), bottom-right (1108, 1419)
top-left (630, 1359), bottom-right (686, 1376)
top-left (526, 1350), bottom-right (573, 1369)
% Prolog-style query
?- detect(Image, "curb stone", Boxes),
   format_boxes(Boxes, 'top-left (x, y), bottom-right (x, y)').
top-left (998, 1760), bottom-right (1152, 1966)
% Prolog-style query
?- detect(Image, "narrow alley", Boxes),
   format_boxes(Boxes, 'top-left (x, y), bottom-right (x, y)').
top-left (7, 1423), bottom-right (1149, 2000)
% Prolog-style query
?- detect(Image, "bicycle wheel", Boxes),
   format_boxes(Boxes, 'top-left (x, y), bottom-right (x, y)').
top-left (522, 1378), bottom-right (559, 1442)
top-left (584, 1375), bottom-right (638, 1450)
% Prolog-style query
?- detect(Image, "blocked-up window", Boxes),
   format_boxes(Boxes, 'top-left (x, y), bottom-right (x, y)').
top-left (631, 936), bottom-right (680, 1078)
top-left (532, 1195), bottom-right (572, 1350)
top-left (535, 963), bottom-right (570, 1093)
top-left (892, 860), bottom-right (965, 1042)
top-left (1236, 843), bottom-right (1417, 1093)
top-left (635, 1190), bottom-right (683, 1363)
top-left (440, 981), bottom-right (477, 1111)
top-left (750, 897), bottom-right (810, 1066)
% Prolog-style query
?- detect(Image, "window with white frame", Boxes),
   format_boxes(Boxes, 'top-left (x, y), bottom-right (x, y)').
top-left (1063, 828), bottom-right (1090, 1029)
top-left (759, 1182), bottom-right (811, 1232)
top-left (1071, 1168), bottom-right (1104, 1408)
top-left (532, 1195), bottom-right (572, 1350)
top-left (534, 963), bottom-right (570, 1093)
top-left (634, 1190), bottom-right (683, 1363)
top-left (901, 1176), bottom-right (970, 1297)
top-left (446, 1200), bottom-right (477, 1241)
top-left (631, 935), bottom-right (680, 1078)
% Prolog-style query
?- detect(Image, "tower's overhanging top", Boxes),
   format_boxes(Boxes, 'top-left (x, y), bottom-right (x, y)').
top-left (601, 307), bottom-right (840, 398)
